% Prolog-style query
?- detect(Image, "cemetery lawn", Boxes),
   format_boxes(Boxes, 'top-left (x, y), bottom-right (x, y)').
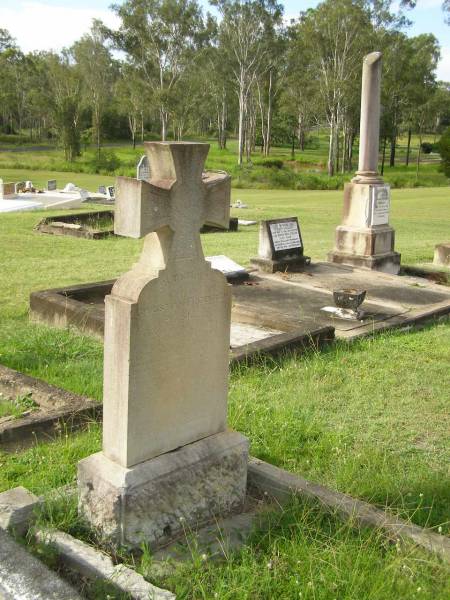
top-left (0, 133), bottom-right (447, 190)
top-left (0, 188), bottom-right (449, 598)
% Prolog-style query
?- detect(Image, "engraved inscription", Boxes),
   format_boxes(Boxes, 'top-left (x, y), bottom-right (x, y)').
top-left (269, 220), bottom-right (302, 251)
top-left (370, 185), bottom-right (390, 226)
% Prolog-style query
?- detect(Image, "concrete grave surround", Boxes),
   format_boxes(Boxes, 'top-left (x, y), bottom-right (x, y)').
top-left (328, 52), bottom-right (400, 274)
top-left (78, 142), bottom-right (248, 548)
top-left (251, 217), bottom-right (311, 273)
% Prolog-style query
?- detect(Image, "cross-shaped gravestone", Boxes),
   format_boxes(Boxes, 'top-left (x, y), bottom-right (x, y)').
top-left (136, 154), bottom-right (150, 181)
top-left (103, 142), bottom-right (232, 468)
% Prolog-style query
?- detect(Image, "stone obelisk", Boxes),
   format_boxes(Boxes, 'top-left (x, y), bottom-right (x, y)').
top-left (328, 52), bottom-right (401, 274)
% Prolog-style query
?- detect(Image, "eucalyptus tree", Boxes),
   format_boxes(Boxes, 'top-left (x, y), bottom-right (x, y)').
top-left (298, 0), bottom-right (371, 176)
top-left (212, 0), bottom-right (283, 165)
top-left (108, 0), bottom-right (212, 141)
top-left (281, 22), bottom-right (319, 155)
top-left (72, 22), bottom-right (116, 156)
top-left (44, 51), bottom-right (83, 161)
top-left (116, 64), bottom-right (149, 147)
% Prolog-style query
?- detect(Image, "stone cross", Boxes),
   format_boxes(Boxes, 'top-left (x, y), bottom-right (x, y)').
top-left (353, 52), bottom-right (383, 184)
top-left (103, 142), bottom-right (232, 468)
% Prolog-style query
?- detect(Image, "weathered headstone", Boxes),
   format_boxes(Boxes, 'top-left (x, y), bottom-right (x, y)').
top-left (78, 142), bottom-right (248, 548)
top-left (251, 217), bottom-right (311, 273)
top-left (328, 52), bottom-right (400, 274)
top-left (136, 154), bottom-right (151, 181)
top-left (434, 243), bottom-right (450, 266)
top-left (47, 179), bottom-right (57, 191)
top-left (0, 180), bottom-right (16, 200)
top-left (98, 185), bottom-right (107, 195)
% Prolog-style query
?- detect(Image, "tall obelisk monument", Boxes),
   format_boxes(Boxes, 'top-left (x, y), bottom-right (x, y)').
top-left (328, 52), bottom-right (401, 274)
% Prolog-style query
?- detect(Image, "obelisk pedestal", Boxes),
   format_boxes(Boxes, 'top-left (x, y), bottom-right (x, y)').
top-left (328, 52), bottom-right (400, 274)
top-left (78, 143), bottom-right (248, 549)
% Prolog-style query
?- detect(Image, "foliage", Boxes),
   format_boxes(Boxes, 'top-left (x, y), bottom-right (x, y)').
top-left (438, 126), bottom-right (450, 176)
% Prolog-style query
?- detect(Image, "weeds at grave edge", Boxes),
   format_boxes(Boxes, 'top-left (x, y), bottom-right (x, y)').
top-left (24, 491), bottom-right (450, 600)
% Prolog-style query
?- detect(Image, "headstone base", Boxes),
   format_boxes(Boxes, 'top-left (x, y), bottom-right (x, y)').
top-left (77, 430), bottom-right (249, 549)
top-left (433, 243), bottom-right (450, 266)
top-left (250, 255), bottom-right (311, 274)
top-left (328, 248), bottom-right (401, 275)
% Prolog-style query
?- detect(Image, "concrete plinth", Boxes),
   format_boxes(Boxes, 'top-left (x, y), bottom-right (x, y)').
top-left (250, 255), bottom-right (311, 274)
top-left (434, 243), bottom-right (450, 266)
top-left (328, 249), bottom-right (401, 274)
top-left (329, 223), bottom-right (401, 274)
top-left (328, 181), bottom-right (400, 275)
top-left (78, 430), bottom-right (249, 549)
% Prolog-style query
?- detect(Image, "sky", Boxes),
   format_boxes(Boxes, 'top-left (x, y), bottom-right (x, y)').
top-left (0, 0), bottom-right (449, 80)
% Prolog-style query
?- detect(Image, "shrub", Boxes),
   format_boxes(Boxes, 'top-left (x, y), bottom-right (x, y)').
top-left (86, 149), bottom-right (121, 174)
top-left (256, 158), bottom-right (284, 169)
top-left (437, 127), bottom-right (450, 177)
top-left (420, 142), bottom-right (433, 154)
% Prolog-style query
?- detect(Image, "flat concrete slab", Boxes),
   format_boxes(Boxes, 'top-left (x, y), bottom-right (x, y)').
top-left (0, 529), bottom-right (82, 599)
top-left (0, 192), bottom-right (86, 212)
top-left (29, 262), bottom-right (450, 348)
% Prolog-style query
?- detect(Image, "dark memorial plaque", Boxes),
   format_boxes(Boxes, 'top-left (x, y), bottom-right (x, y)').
top-left (267, 217), bottom-right (303, 259)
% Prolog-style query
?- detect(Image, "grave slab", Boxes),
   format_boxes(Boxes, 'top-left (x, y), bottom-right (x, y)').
top-left (36, 210), bottom-right (114, 239)
top-left (0, 486), bottom-right (39, 534)
top-left (0, 364), bottom-right (101, 451)
top-left (0, 529), bottom-right (82, 600)
top-left (30, 262), bottom-right (450, 346)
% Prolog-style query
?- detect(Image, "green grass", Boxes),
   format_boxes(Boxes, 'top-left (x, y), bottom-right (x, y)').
top-left (0, 133), bottom-right (447, 190)
top-left (0, 188), bottom-right (449, 597)
top-left (0, 393), bottom-right (38, 419)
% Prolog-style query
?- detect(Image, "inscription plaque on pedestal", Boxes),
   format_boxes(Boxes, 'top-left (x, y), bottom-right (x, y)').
top-left (369, 185), bottom-right (390, 226)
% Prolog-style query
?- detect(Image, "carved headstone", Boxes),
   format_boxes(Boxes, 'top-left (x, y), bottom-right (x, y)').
top-left (78, 142), bottom-right (248, 549)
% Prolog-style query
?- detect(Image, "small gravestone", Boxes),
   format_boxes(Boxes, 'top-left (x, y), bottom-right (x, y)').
top-left (98, 185), bottom-right (106, 195)
top-left (434, 243), bottom-right (450, 266)
top-left (106, 186), bottom-right (115, 200)
top-left (136, 154), bottom-right (151, 181)
top-left (0, 180), bottom-right (16, 199)
top-left (15, 181), bottom-right (25, 194)
top-left (251, 216), bottom-right (311, 273)
top-left (78, 142), bottom-right (248, 549)
top-left (47, 179), bottom-right (57, 191)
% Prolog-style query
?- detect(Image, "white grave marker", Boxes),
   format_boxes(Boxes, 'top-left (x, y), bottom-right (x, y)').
top-left (136, 155), bottom-right (150, 181)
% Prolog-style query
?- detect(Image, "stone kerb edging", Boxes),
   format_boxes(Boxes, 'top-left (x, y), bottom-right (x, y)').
top-left (248, 458), bottom-right (450, 563)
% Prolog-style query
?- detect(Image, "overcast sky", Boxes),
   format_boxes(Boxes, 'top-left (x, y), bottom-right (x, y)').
top-left (0, 0), bottom-right (449, 80)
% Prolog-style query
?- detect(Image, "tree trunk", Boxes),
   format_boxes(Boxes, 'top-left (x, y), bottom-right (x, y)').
top-left (405, 128), bottom-right (412, 166)
top-left (160, 107), bottom-right (167, 141)
top-left (389, 135), bottom-right (396, 168)
top-left (416, 130), bottom-right (422, 180)
top-left (381, 136), bottom-right (387, 176)
top-left (327, 115), bottom-right (337, 177)
top-left (238, 86), bottom-right (245, 166)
